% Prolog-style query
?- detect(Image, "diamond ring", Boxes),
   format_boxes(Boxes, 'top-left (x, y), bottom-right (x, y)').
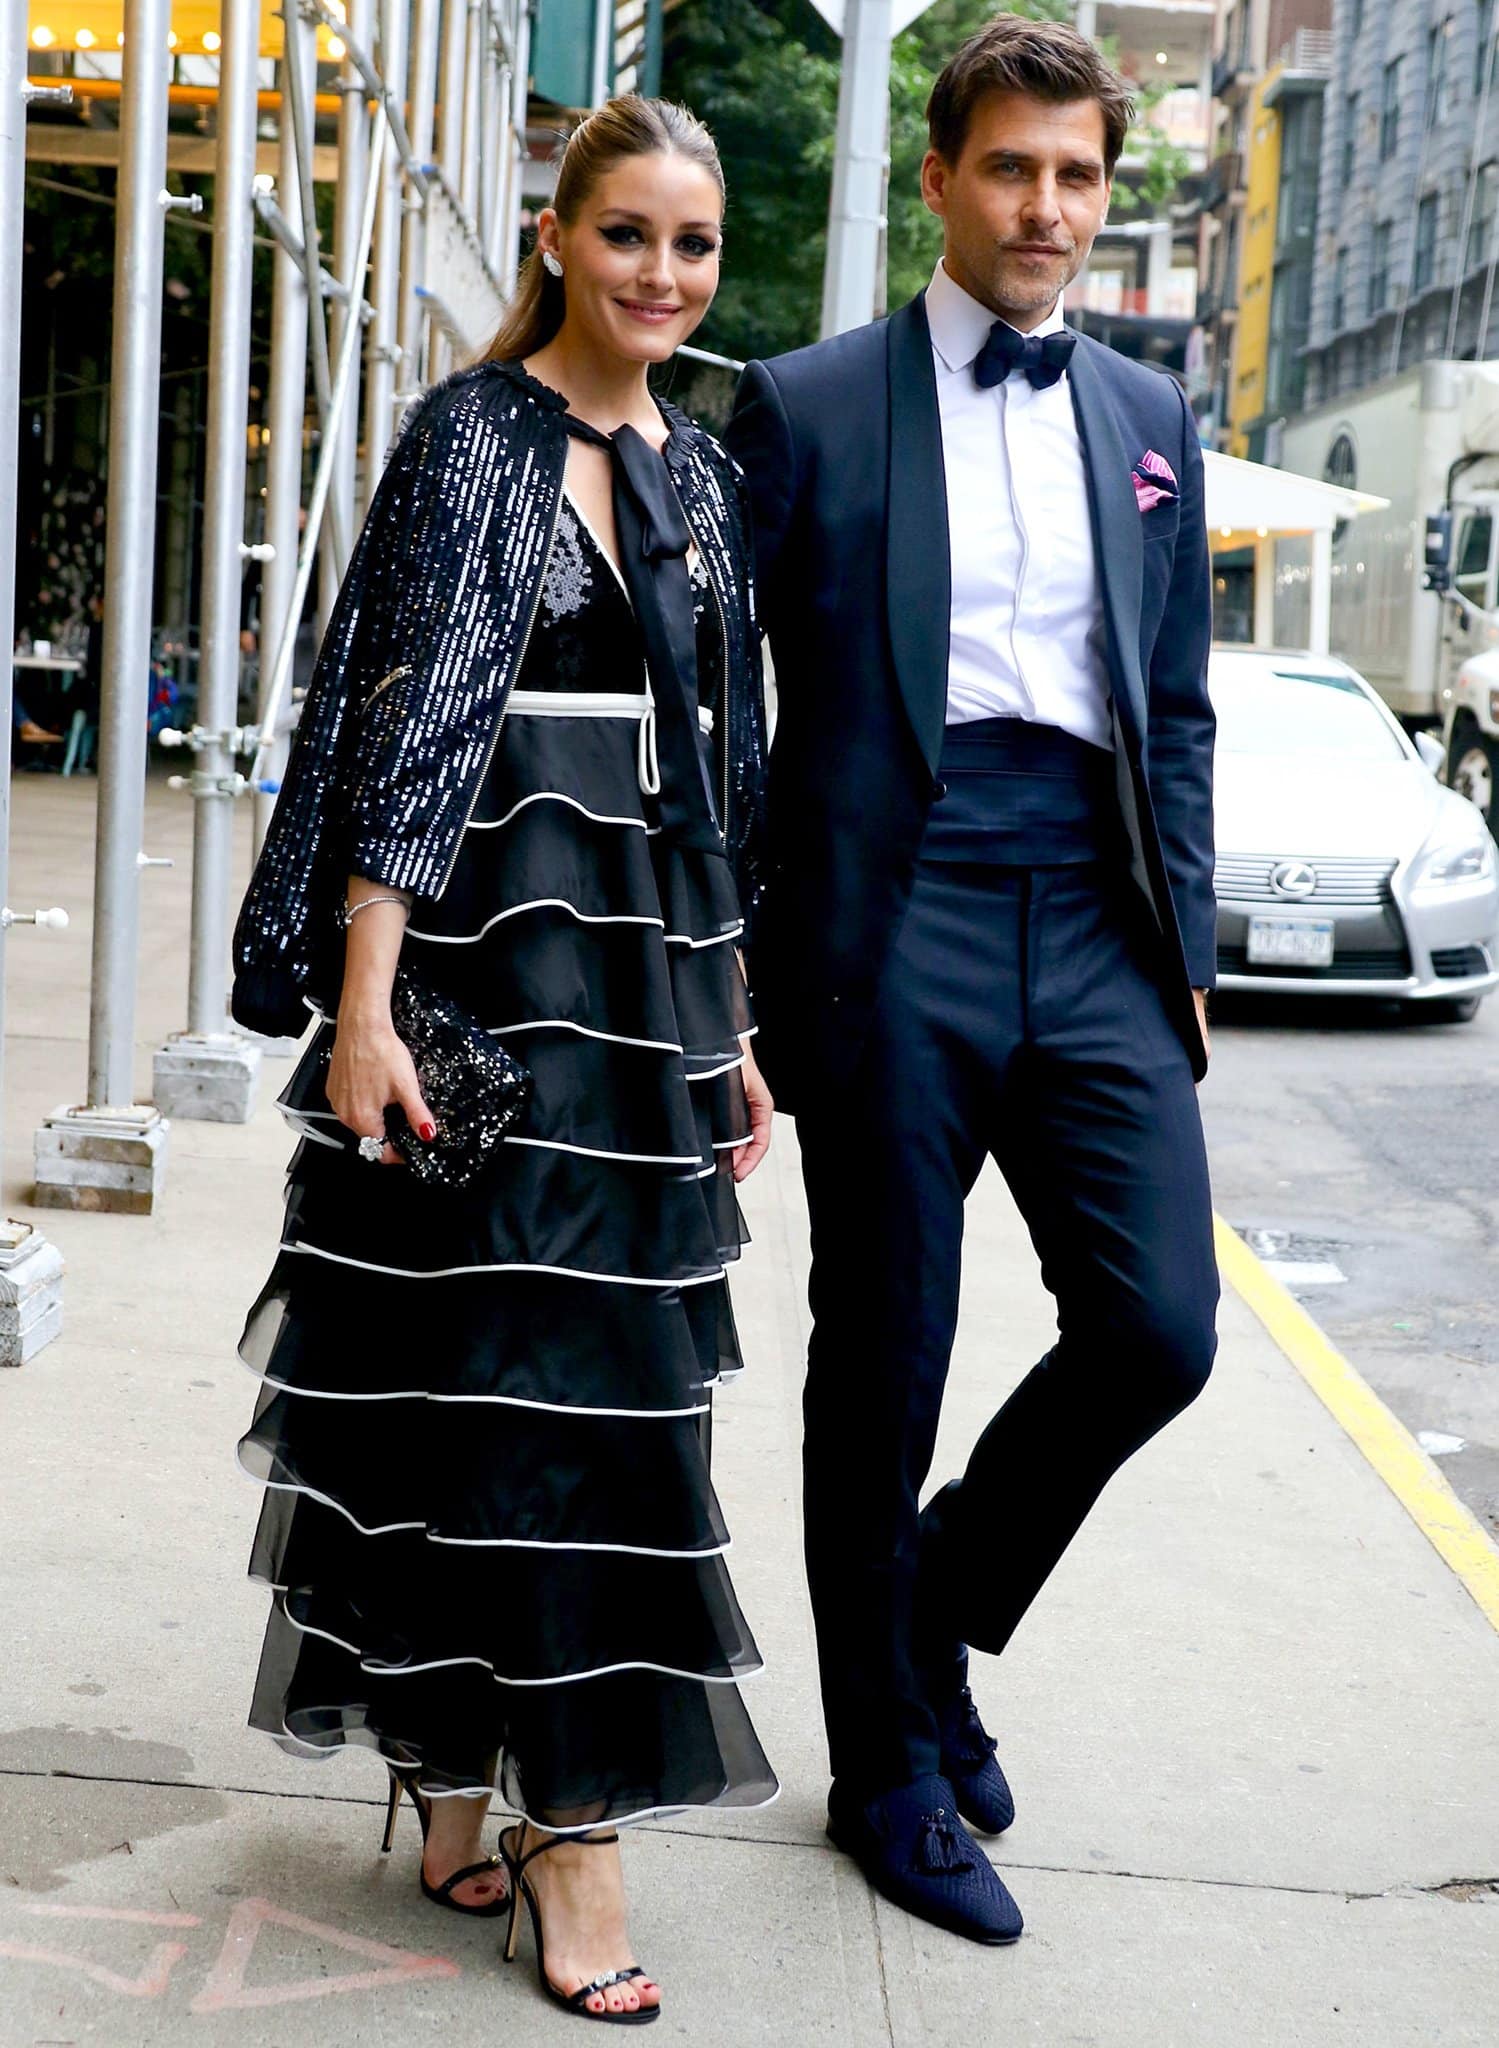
top-left (357, 1132), bottom-right (386, 1164)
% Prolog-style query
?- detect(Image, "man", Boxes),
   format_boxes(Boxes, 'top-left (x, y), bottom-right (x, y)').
top-left (727, 15), bottom-right (1218, 1947)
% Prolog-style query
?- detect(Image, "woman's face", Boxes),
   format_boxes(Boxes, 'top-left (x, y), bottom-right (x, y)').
top-left (539, 151), bottom-right (723, 365)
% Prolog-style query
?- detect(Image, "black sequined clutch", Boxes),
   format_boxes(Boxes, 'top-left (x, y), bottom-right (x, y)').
top-left (381, 965), bottom-right (532, 1188)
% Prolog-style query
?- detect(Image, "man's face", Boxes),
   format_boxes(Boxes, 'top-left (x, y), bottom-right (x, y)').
top-left (921, 89), bottom-right (1112, 330)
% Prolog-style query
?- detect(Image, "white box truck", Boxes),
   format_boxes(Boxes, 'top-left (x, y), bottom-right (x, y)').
top-left (1273, 361), bottom-right (1499, 754)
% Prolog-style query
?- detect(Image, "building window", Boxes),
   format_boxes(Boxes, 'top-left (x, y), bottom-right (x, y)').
top-left (1429, 20), bottom-right (1453, 123)
top-left (1470, 160), bottom-right (1499, 267)
top-left (1351, 0), bottom-right (1364, 34)
top-left (1325, 432), bottom-right (1357, 490)
top-left (1413, 192), bottom-right (1439, 290)
top-left (1479, 0), bottom-right (1495, 95)
top-left (1342, 91), bottom-right (1358, 187)
top-left (1369, 219), bottom-right (1392, 312)
top-left (1332, 246), bottom-right (1348, 328)
top-left (1381, 58), bottom-right (1402, 159)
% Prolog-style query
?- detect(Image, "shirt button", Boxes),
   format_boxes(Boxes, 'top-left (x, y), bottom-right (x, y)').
top-left (931, 780), bottom-right (948, 802)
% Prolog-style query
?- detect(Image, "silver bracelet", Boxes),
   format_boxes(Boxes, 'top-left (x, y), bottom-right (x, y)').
top-left (339, 893), bottom-right (410, 928)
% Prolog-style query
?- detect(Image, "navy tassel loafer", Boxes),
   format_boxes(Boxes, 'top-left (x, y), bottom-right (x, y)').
top-left (827, 1773), bottom-right (1023, 1946)
top-left (938, 1683), bottom-right (1015, 1837)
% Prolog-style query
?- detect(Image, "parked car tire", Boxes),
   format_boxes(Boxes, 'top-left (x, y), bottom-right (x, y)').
top-left (1446, 719), bottom-right (1499, 833)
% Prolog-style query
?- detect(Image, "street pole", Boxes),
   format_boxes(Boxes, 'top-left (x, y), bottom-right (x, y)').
top-left (256, 12), bottom-right (316, 855)
top-left (820, 0), bottom-right (894, 339)
top-left (151, 0), bottom-right (264, 1122)
top-left (0, 4), bottom-right (67, 1340)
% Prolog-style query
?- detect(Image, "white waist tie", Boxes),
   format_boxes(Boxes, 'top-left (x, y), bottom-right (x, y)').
top-left (504, 689), bottom-right (713, 802)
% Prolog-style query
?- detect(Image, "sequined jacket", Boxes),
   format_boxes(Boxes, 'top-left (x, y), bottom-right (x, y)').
top-left (231, 360), bottom-right (769, 1039)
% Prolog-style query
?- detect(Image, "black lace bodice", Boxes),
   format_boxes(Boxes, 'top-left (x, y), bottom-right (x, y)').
top-left (519, 497), bottom-right (723, 723)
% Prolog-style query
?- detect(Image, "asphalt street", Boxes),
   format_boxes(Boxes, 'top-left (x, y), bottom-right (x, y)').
top-left (1203, 987), bottom-right (1499, 1542)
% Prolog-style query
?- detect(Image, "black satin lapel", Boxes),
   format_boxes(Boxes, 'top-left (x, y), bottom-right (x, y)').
top-left (1066, 341), bottom-right (1148, 744)
top-left (886, 294), bottom-right (951, 775)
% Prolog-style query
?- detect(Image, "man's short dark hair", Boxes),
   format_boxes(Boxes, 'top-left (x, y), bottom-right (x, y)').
top-left (927, 14), bottom-right (1136, 174)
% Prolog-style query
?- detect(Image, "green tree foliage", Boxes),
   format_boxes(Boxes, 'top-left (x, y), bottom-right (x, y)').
top-left (663, 0), bottom-right (1189, 362)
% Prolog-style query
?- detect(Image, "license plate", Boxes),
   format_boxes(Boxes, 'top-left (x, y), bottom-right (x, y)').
top-left (1246, 917), bottom-right (1335, 968)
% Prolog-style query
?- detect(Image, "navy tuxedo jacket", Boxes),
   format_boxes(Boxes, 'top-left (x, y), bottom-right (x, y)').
top-left (725, 290), bottom-right (1216, 1109)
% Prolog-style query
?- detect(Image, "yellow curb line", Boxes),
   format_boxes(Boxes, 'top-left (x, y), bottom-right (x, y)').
top-left (1214, 1214), bottom-right (1499, 1636)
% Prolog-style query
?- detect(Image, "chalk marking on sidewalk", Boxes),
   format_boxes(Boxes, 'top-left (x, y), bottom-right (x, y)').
top-left (24, 1904), bottom-right (202, 1927)
top-left (1215, 1214), bottom-right (1499, 1635)
top-left (190, 1897), bottom-right (459, 2012)
top-left (0, 1938), bottom-right (189, 1999)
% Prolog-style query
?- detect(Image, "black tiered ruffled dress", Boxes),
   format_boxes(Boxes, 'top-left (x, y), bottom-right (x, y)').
top-left (237, 496), bottom-right (777, 1831)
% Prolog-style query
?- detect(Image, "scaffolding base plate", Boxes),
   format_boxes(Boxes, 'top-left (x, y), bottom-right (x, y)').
top-left (33, 1104), bottom-right (171, 1217)
top-left (152, 1033), bottom-right (262, 1124)
top-left (0, 1228), bottom-right (66, 1366)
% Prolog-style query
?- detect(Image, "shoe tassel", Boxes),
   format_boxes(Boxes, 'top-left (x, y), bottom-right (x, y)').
top-left (915, 1808), bottom-right (974, 1876)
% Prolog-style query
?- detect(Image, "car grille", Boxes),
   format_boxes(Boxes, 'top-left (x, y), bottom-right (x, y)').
top-left (1432, 945), bottom-right (1491, 979)
top-left (1213, 854), bottom-right (1396, 908)
top-left (1217, 944), bottom-right (1413, 981)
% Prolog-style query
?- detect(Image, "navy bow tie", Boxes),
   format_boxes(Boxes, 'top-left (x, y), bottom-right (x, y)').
top-left (973, 322), bottom-right (1076, 391)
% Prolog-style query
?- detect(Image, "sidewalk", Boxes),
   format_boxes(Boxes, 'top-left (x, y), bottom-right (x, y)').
top-left (1, 775), bottom-right (1496, 2047)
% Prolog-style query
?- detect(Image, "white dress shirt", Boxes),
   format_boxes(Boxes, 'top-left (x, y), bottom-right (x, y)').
top-left (925, 258), bottom-right (1113, 752)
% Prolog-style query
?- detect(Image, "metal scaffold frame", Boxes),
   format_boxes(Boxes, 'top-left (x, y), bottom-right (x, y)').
top-left (148, 0), bottom-right (524, 1135)
top-left (17, 0), bottom-right (530, 1204)
top-left (0, 5), bottom-right (69, 1354)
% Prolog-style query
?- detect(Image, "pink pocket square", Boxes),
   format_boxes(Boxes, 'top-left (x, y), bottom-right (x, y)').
top-left (1133, 477), bottom-right (1174, 512)
top-left (1132, 447), bottom-right (1178, 514)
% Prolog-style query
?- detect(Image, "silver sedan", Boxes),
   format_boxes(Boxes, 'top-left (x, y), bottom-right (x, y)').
top-left (1210, 648), bottom-right (1499, 1021)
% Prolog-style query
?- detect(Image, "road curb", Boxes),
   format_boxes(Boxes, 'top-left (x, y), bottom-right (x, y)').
top-left (1214, 1213), bottom-right (1499, 1635)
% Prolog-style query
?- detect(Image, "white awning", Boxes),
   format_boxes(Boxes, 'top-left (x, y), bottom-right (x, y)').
top-left (1203, 450), bottom-right (1389, 536)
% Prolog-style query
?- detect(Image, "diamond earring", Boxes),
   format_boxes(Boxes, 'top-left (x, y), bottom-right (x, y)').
top-left (541, 250), bottom-right (564, 278)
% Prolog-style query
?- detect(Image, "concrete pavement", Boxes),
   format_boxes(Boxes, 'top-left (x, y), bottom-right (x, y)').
top-left (0, 774), bottom-right (1496, 2047)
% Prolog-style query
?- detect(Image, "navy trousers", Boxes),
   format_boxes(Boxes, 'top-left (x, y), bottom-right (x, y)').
top-left (795, 721), bottom-right (1219, 1795)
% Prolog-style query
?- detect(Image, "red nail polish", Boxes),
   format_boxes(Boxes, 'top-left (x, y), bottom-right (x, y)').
top-left (418, 1120), bottom-right (437, 1142)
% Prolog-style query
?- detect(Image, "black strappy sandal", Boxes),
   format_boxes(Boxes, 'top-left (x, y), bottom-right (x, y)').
top-left (498, 1824), bottom-right (660, 2025)
top-left (381, 1766), bottom-right (509, 1918)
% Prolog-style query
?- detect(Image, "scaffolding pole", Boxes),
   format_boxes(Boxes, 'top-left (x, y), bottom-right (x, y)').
top-left (461, 0), bottom-right (481, 222)
top-left (0, 17), bottom-right (26, 1153)
top-left (434, 0), bottom-right (468, 381)
top-left (90, 0), bottom-right (174, 1107)
top-left (399, 0), bottom-right (443, 394)
top-left (150, 0), bottom-right (264, 1123)
top-left (248, 113), bottom-right (390, 792)
top-left (504, 0), bottom-right (531, 295)
top-left (0, 8), bottom-right (68, 1335)
top-left (363, 0), bottom-right (410, 487)
top-left (256, 13), bottom-right (317, 854)
top-left (31, 0), bottom-right (172, 1220)
top-left (329, 0), bottom-right (372, 608)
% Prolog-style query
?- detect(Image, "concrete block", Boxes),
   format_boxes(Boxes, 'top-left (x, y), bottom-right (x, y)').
top-left (152, 1031), bottom-right (262, 1123)
top-left (32, 1103), bottom-right (171, 1216)
top-left (0, 1226), bottom-right (65, 1366)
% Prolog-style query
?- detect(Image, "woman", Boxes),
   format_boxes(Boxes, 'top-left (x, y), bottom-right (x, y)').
top-left (231, 96), bottom-right (777, 2025)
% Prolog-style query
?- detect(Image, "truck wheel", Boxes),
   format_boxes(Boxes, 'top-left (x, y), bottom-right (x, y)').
top-left (1446, 721), bottom-right (1499, 832)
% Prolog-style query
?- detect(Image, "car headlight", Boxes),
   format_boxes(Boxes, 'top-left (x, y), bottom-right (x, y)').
top-left (1412, 811), bottom-right (1497, 886)
top-left (1426, 842), bottom-right (1494, 882)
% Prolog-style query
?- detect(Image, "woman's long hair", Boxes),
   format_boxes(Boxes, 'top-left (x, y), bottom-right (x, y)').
top-left (480, 95), bottom-right (724, 366)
